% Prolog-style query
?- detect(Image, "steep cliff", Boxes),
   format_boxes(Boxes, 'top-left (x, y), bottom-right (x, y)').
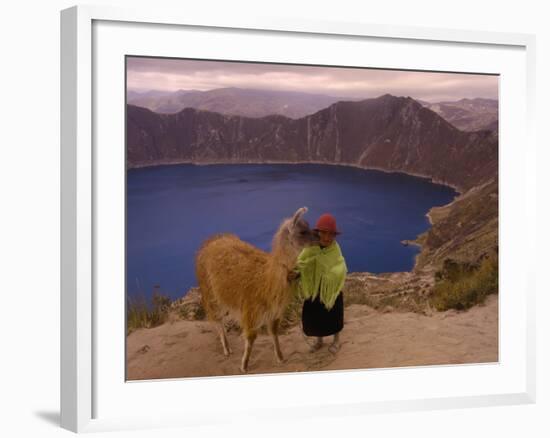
top-left (127, 94), bottom-right (497, 191)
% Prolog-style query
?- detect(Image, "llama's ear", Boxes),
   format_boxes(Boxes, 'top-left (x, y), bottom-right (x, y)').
top-left (291, 207), bottom-right (308, 226)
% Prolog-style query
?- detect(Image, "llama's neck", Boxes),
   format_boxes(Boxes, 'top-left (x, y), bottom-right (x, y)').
top-left (265, 246), bottom-right (296, 306)
top-left (270, 241), bottom-right (299, 272)
top-left (270, 222), bottom-right (300, 270)
top-left (265, 225), bottom-right (300, 296)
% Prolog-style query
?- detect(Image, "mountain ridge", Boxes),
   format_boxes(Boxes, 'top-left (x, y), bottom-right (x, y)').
top-left (127, 94), bottom-right (497, 191)
top-left (128, 87), bottom-right (498, 132)
top-left (127, 87), bottom-right (353, 119)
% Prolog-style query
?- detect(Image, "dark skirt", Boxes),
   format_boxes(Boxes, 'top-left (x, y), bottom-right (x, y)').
top-left (302, 292), bottom-right (344, 337)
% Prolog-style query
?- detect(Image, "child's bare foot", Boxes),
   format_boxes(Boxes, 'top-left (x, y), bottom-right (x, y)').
top-left (328, 333), bottom-right (341, 354)
top-left (309, 338), bottom-right (323, 353)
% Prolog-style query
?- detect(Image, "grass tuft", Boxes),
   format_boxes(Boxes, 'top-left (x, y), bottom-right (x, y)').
top-left (430, 251), bottom-right (498, 311)
top-left (127, 290), bottom-right (172, 335)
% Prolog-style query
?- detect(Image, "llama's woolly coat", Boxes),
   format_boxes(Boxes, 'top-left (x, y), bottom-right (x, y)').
top-left (195, 207), bottom-right (315, 372)
top-left (196, 233), bottom-right (292, 330)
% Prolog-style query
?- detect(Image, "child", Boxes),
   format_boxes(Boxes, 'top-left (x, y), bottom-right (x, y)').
top-left (289, 213), bottom-right (348, 354)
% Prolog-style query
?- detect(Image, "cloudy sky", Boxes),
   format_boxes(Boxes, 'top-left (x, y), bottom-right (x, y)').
top-left (127, 57), bottom-right (498, 103)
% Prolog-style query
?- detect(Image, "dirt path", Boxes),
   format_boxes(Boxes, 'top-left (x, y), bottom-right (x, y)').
top-left (126, 294), bottom-right (498, 380)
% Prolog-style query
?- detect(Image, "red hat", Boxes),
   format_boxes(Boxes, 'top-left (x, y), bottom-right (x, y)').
top-left (314, 213), bottom-right (341, 234)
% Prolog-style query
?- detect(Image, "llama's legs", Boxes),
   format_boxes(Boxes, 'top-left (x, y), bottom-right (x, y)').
top-left (206, 304), bottom-right (232, 356)
top-left (215, 321), bottom-right (231, 356)
top-left (268, 319), bottom-right (284, 363)
top-left (240, 330), bottom-right (257, 373)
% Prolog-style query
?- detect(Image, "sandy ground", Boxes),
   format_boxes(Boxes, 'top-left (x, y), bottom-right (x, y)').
top-left (126, 294), bottom-right (498, 380)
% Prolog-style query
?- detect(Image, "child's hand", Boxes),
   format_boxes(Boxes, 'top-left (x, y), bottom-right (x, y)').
top-left (287, 271), bottom-right (300, 281)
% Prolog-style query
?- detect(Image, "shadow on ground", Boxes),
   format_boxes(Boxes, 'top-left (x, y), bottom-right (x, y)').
top-left (34, 411), bottom-right (60, 427)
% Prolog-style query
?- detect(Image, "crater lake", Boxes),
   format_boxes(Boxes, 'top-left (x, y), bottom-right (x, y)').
top-left (126, 163), bottom-right (457, 304)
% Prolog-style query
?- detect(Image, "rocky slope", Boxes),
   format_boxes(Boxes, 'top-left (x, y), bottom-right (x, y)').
top-left (416, 178), bottom-right (498, 267)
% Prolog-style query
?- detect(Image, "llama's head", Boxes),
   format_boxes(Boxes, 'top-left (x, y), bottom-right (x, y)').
top-left (286, 207), bottom-right (319, 250)
top-left (271, 207), bottom-right (318, 266)
top-left (272, 207), bottom-right (319, 259)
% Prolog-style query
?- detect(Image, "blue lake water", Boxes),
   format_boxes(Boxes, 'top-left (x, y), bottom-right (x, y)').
top-left (126, 163), bottom-right (457, 303)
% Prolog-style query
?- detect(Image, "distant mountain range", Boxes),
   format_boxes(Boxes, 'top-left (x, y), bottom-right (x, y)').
top-left (127, 94), bottom-right (497, 191)
top-left (127, 87), bottom-right (353, 120)
top-left (128, 88), bottom-right (498, 133)
top-left (418, 98), bottom-right (498, 132)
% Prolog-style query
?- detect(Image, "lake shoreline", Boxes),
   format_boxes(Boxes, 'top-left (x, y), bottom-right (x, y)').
top-left (127, 159), bottom-right (464, 195)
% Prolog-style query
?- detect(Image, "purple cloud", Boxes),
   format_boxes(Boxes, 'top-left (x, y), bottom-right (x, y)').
top-left (126, 56), bottom-right (498, 102)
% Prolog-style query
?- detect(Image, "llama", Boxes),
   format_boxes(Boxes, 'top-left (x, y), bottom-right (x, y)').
top-left (195, 207), bottom-right (318, 372)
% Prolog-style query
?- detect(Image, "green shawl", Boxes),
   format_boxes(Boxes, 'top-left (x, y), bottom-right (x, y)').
top-left (293, 241), bottom-right (348, 310)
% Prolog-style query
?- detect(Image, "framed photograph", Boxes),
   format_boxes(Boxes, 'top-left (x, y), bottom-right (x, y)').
top-left (61, 5), bottom-right (536, 433)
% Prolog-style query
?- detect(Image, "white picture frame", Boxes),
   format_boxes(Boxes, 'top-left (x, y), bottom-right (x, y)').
top-left (60, 4), bottom-right (536, 433)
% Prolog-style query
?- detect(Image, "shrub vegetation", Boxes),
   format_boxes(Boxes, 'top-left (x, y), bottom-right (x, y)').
top-left (127, 290), bottom-right (172, 335)
top-left (430, 251), bottom-right (498, 311)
